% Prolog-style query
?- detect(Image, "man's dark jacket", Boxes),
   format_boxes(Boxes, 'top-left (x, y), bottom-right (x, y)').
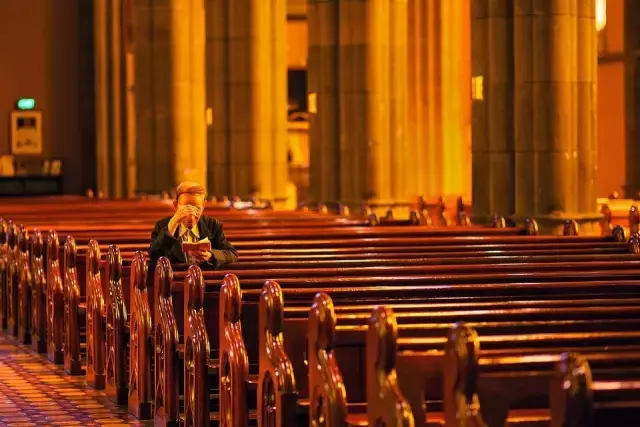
top-left (148, 215), bottom-right (238, 269)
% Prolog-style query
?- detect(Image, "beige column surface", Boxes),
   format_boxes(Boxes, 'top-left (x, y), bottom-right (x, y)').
top-left (339, 0), bottom-right (392, 205)
top-left (206, 0), bottom-right (231, 197)
top-left (440, 0), bottom-right (471, 199)
top-left (94, 0), bottom-right (109, 197)
top-left (577, 0), bottom-right (597, 213)
top-left (219, 0), bottom-right (288, 201)
top-left (407, 0), bottom-right (423, 201)
top-left (389, 0), bottom-right (409, 202)
top-left (271, 0), bottom-right (290, 202)
top-left (421, 0), bottom-right (443, 197)
top-left (530, 1), bottom-right (577, 215)
top-left (471, 0), bottom-right (516, 219)
top-left (170, 0), bottom-right (207, 188)
top-left (111, 0), bottom-right (124, 199)
top-left (308, 0), bottom-right (341, 203)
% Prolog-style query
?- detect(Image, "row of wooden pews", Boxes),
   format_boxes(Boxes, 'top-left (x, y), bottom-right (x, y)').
top-left (0, 196), bottom-right (639, 426)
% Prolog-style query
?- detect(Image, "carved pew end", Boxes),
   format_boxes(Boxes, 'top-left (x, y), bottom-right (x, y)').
top-left (549, 353), bottom-right (594, 427)
top-left (366, 306), bottom-right (415, 426)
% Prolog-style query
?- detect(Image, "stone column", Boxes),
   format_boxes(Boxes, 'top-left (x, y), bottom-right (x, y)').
top-left (440, 0), bottom-right (471, 199)
top-left (94, 0), bottom-right (110, 196)
top-left (308, 0), bottom-right (341, 203)
top-left (515, 0), bottom-right (578, 216)
top-left (389, 0), bottom-right (409, 202)
top-left (339, 0), bottom-right (391, 206)
top-left (471, 0), bottom-right (515, 220)
top-left (577, 0), bottom-right (597, 212)
top-left (407, 0), bottom-right (423, 200)
top-left (219, 0), bottom-right (289, 202)
top-left (206, 0), bottom-right (231, 196)
top-left (170, 0), bottom-right (207, 188)
top-left (421, 0), bottom-right (443, 197)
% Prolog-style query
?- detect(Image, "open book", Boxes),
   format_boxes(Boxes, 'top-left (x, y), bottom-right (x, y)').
top-left (181, 237), bottom-right (211, 253)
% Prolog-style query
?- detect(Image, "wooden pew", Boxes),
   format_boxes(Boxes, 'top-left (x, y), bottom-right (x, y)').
top-left (176, 275), bottom-right (637, 425)
top-left (9, 223), bottom-right (634, 381)
top-left (0, 202), bottom-right (632, 422)
top-left (5, 214), bottom-right (532, 370)
top-left (152, 259), bottom-right (640, 426)
top-left (273, 285), bottom-right (640, 426)
top-left (51, 227), bottom-right (628, 384)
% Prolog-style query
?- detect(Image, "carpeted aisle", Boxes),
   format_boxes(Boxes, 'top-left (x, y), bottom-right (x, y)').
top-left (0, 335), bottom-right (150, 426)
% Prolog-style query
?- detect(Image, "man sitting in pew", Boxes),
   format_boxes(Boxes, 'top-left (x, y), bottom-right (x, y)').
top-left (149, 181), bottom-right (238, 268)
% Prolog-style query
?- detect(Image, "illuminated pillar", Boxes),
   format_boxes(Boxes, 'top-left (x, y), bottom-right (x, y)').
top-left (205, 0), bottom-right (230, 196)
top-left (577, 0), bottom-right (597, 213)
top-left (471, 0), bottom-right (515, 219)
top-left (170, 0), bottom-right (207, 188)
top-left (308, 0), bottom-right (340, 203)
top-left (440, 0), bottom-right (471, 199)
top-left (515, 1), bottom-right (579, 216)
top-left (416, 0), bottom-right (472, 202)
top-left (339, 0), bottom-right (392, 206)
top-left (421, 0), bottom-right (443, 197)
top-left (211, 0), bottom-right (289, 202)
top-left (407, 0), bottom-right (424, 200)
top-left (94, 0), bottom-right (109, 196)
top-left (389, 0), bottom-right (410, 202)
top-left (94, 0), bottom-right (136, 198)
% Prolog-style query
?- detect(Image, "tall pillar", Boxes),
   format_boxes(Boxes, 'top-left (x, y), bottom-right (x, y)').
top-left (625, 0), bottom-right (640, 197)
top-left (417, 0), bottom-right (472, 202)
top-left (94, 0), bottom-right (110, 196)
top-left (207, 0), bottom-right (288, 202)
top-left (421, 0), bottom-right (443, 197)
top-left (338, 0), bottom-right (391, 206)
top-left (577, 0), bottom-right (597, 212)
top-left (308, 0), bottom-right (340, 203)
top-left (516, 0), bottom-right (578, 216)
top-left (94, 0), bottom-right (136, 198)
top-left (471, 0), bottom-right (599, 229)
top-left (206, 0), bottom-right (231, 196)
top-left (407, 0), bottom-right (423, 201)
top-left (389, 0), bottom-right (410, 202)
top-left (170, 0), bottom-right (207, 187)
top-left (471, 0), bottom-right (515, 220)
top-left (440, 0), bottom-right (471, 200)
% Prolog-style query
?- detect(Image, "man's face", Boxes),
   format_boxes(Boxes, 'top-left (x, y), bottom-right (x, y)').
top-left (174, 193), bottom-right (205, 227)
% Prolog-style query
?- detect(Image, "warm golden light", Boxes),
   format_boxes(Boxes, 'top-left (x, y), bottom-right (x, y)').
top-left (595, 0), bottom-right (606, 32)
top-left (471, 76), bottom-right (484, 101)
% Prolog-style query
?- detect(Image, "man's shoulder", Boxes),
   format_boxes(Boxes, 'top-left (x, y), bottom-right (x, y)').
top-left (154, 217), bottom-right (172, 229)
top-left (200, 215), bottom-right (221, 228)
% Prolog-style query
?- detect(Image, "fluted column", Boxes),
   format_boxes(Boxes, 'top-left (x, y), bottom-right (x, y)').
top-left (308, 0), bottom-right (341, 203)
top-left (421, 0), bottom-right (443, 197)
top-left (389, 0), bottom-right (410, 202)
top-left (339, 0), bottom-right (392, 206)
top-left (415, 0), bottom-right (472, 202)
top-left (471, 0), bottom-right (515, 219)
top-left (440, 0), bottom-right (471, 199)
top-left (171, 0), bottom-right (207, 187)
top-left (206, 0), bottom-right (230, 196)
top-left (207, 0), bottom-right (288, 202)
top-left (577, 0), bottom-right (597, 212)
top-left (471, 0), bottom-right (599, 229)
top-left (515, 0), bottom-right (578, 216)
top-left (407, 0), bottom-right (423, 200)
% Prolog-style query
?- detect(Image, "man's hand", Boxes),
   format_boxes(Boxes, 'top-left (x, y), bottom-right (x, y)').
top-left (168, 205), bottom-right (200, 235)
top-left (192, 250), bottom-right (212, 263)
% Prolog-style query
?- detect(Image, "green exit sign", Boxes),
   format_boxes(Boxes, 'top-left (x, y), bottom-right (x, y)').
top-left (16, 98), bottom-right (35, 110)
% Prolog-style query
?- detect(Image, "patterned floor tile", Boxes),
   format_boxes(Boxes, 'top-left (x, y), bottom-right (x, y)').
top-left (0, 334), bottom-right (151, 426)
